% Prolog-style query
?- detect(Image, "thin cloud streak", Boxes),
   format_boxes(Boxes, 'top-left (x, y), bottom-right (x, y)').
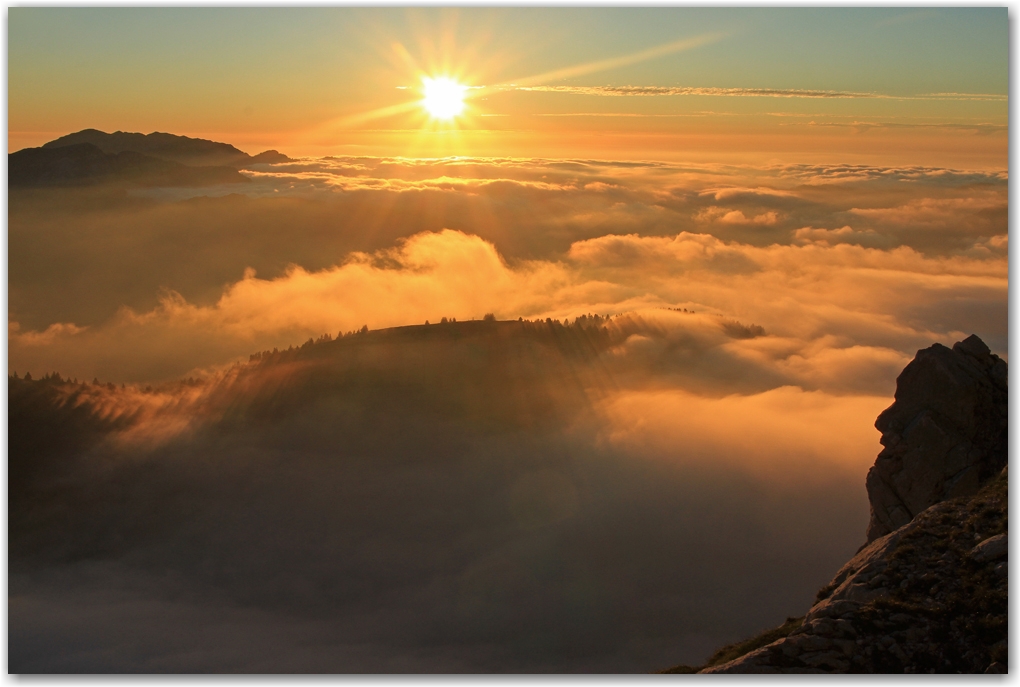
top-left (920, 92), bottom-right (1008, 101)
top-left (513, 85), bottom-right (1007, 102)
top-left (807, 121), bottom-right (1007, 135)
top-left (518, 85), bottom-right (883, 99)
top-left (534, 113), bottom-right (708, 118)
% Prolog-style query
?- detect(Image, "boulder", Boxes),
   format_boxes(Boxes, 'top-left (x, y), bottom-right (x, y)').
top-left (865, 335), bottom-right (1007, 541)
top-left (970, 533), bottom-right (1007, 562)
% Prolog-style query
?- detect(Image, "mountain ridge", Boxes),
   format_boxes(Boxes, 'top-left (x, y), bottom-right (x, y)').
top-left (9, 129), bottom-right (293, 188)
top-left (40, 128), bottom-right (291, 168)
top-left (9, 142), bottom-right (251, 189)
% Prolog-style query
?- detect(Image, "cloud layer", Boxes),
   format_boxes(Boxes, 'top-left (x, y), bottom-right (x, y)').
top-left (10, 156), bottom-right (1007, 384)
top-left (10, 227), bottom-right (1005, 388)
top-left (8, 152), bottom-right (1007, 672)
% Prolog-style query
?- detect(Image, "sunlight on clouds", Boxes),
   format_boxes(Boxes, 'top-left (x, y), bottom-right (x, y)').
top-left (9, 224), bottom-right (1006, 388)
top-left (598, 386), bottom-right (890, 485)
top-left (8, 157), bottom-right (1007, 385)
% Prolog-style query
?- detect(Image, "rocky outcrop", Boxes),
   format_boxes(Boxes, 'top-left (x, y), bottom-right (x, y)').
top-left (865, 335), bottom-right (1007, 542)
top-left (693, 336), bottom-right (1008, 674)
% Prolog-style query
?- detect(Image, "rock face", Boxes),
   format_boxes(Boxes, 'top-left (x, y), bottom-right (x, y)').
top-left (693, 335), bottom-right (1008, 674)
top-left (865, 335), bottom-right (1007, 542)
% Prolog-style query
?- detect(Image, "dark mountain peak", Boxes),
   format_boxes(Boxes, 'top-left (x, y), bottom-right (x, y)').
top-left (10, 142), bottom-right (250, 189)
top-left (40, 129), bottom-right (292, 169)
top-left (43, 129), bottom-right (250, 168)
top-left (248, 149), bottom-right (291, 165)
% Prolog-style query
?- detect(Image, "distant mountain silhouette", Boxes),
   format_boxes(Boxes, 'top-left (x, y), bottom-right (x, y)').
top-left (41, 129), bottom-right (291, 169)
top-left (9, 143), bottom-right (250, 188)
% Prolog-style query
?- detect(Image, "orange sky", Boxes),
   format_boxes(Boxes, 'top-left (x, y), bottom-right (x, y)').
top-left (9, 8), bottom-right (1008, 168)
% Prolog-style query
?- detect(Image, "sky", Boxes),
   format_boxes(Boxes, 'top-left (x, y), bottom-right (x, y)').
top-left (6, 6), bottom-right (1011, 673)
top-left (8, 7), bottom-right (1008, 166)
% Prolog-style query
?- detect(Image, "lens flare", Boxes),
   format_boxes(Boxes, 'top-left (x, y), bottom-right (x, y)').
top-left (421, 77), bottom-right (467, 120)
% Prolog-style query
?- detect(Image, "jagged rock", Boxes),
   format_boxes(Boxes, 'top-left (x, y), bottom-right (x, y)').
top-left (865, 335), bottom-right (1007, 542)
top-left (691, 335), bottom-right (1007, 674)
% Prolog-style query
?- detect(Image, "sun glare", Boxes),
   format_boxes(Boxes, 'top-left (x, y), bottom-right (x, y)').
top-left (421, 77), bottom-right (467, 120)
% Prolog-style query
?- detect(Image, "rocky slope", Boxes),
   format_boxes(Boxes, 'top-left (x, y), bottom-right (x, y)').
top-left (668, 335), bottom-right (1008, 674)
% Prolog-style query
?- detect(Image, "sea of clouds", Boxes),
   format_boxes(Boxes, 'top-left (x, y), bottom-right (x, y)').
top-left (10, 156), bottom-right (1006, 382)
top-left (8, 155), bottom-right (1007, 672)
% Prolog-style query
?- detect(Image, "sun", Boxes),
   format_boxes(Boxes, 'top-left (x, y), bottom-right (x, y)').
top-left (421, 77), bottom-right (468, 120)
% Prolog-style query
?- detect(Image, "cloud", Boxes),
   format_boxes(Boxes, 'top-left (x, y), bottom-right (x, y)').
top-left (703, 186), bottom-right (799, 201)
top-left (695, 206), bottom-right (779, 225)
top-left (514, 85), bottom-right (1006, 102)
top-left (517, 85), bottom-right (885, 99)
top-left (964, 234), bottom-right (1008, 259)
top-left (849, 196), bottom-right (1005, 228)
top-left (808, 121), bottom-right (1007, 135)
top-left (8, 321), bottom-right (88, 346)
top-left (9, 156), bottom-right (1007, 384)
top-left (8, 150), bottom-right (1008, 671)
top-left (792, 225), bottom-right (887, 247)
top-left (770, 164), bottom-right (1007, 185)
top-left (10, 227), bottom-right (1006, 389)
top-left (918, 92), bottom-right (1008, 101)
top-left (599, 386), bottom-right (889, 481)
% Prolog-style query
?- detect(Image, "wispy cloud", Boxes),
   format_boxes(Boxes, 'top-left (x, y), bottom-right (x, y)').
top-left (807, 121), bottom-right (1007, 135)
top-left (517, 85), bottom-right (883, 99)
top-left (513, 85), bottom-right (1007, 102)
top-left (919, 92), bottom-right (1008, 102)
top-left (533, 112), bottom-right (708, 118)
